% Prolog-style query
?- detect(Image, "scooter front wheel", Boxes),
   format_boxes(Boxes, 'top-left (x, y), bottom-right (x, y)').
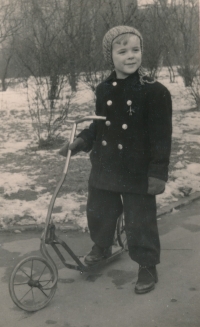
top-left (9, 256), bottom-right (57, 312)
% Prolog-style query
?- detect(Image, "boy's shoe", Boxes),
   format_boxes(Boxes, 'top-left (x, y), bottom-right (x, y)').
top-left (135, 265), bottom-right (158, 294)
top-left (84, 244), bottom-right (112, 265)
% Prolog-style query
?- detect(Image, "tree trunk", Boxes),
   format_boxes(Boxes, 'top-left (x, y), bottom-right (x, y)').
top-left (1, 54), bottom-right (12, 91)
top-left (1, 78), bottom-right (7, 91)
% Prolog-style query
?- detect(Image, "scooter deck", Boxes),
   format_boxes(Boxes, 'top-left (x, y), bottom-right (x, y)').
top-left (78, 245), bottom-right (125, 272)
top-left (57, 245), bottom-right (125, 273)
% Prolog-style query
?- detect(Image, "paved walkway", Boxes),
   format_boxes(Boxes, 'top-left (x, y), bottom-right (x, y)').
top-left (1, 199), bottom-right (200, 327)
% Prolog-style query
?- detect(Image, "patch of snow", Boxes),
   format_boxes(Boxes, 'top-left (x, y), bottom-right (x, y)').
top-left (52, 192), bottom-right (88, 229)
top-left (0, 172), bottom-right (36, 196)
top-left (0, 141), bottom-right (30, 155)
top-left (157, 162), bottom-right (200, 208)
top-left (187, 163), bottom-right (200, 175)
top-left (71, 81), bottom-right (95, 106)
top-left (177, 150), bottom-right (184, 155)
top-left (0, 191), bottom-right (88, 230)
top-left (174, 161), bottom-right (185, 169)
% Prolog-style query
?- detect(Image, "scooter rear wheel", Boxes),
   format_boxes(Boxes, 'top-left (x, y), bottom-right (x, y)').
top-left (116, 214), bottom-right (128, 250)
top-left (9, 256), bottom-right (57, 312)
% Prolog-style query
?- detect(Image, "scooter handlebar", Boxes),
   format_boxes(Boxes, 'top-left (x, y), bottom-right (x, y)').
top-left (43, 115), bottom-right (106, 239)
top-left (65, 115), bottom-right (106, 125)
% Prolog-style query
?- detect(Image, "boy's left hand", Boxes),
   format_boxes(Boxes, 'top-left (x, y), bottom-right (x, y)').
top-left (147, 177), bottom-right (165, 195)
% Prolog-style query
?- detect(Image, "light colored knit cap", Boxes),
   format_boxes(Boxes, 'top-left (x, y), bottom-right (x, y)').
top-left (102, 25), bottom-right (143, 67)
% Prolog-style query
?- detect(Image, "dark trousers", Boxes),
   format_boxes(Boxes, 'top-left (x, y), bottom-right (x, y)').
top-left (87, 186), bottom-right (160, 266)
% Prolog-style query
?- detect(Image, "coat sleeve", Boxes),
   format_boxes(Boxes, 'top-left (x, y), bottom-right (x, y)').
top-left (76, 85), bottom-right (102, 152)
top-left (147, 85), bottom-right (172, 182)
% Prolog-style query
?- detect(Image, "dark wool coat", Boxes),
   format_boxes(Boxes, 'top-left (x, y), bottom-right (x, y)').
top-left (78, 70), bottom-right (172, 194)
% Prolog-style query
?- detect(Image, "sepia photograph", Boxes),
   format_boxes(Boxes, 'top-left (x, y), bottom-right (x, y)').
top-left (0, 0), bottom-right (199, 326)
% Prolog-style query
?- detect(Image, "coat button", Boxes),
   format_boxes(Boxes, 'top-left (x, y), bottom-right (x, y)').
top-left (107, 100), bottom-right (112, 106)
top-left (118, 144), bottom-right (123, 150)
top-left (127, 100), bottom-right (132, 106)
top-left (102, 140), bottom-right (107, 146)
top-left (112, 81), bottom-right (117, 86)
top-left (105, 121), bottom-right (111, 126)
top-left (122, 124), bottom-right (128, 130)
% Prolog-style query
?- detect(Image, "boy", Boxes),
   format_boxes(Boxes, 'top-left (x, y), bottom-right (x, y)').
top-left (60, 26), bottom-right (172, 294)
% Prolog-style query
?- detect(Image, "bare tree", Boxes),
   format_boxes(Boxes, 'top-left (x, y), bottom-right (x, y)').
top-left (0, 46), bottom-right (13, 91)
top-left (140, 4), bottom-right (165, 78)
top-left (26, 75), bottom-right (74, 146)
top-left (156, 0), bottom-right (199, 86)
top-left (99, 0), bottom-right (138, 29)
top-left (0, 0), bottom-right (21, 44)
top-left (13, 0), bottom-right (75, 146)
top-left (0, 0), bottom-right (22, 91)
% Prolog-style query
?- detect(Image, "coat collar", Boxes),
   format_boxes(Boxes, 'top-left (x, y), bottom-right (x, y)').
top-left (105, 70), bottom-right (140, 85)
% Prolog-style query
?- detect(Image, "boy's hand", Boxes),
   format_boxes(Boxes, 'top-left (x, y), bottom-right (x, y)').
top-left (147, 177), bottom-right (165, 195)
top-left (58, 137), bottom-right (85, 157)
top-left (69, 138), bottom-right (85, 151)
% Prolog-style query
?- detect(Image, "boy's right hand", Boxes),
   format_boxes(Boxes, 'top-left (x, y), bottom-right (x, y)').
top-left (58, 137), bottom-right (85, 157)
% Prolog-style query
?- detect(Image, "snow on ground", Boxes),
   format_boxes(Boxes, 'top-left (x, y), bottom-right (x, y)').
top-left (0, 191), bottom-right (87, 229)
top-left (0, 68), bottom-right (200, 229)
top-left (158, 67), bottom-right (196, 111)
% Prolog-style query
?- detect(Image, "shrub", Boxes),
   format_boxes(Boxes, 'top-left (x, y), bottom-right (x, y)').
top-left (26, 75), bottom-right (74, 147)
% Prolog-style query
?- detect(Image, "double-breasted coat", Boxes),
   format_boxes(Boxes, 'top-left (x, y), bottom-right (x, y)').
top-left (78, 70), bottom-right (172, 194)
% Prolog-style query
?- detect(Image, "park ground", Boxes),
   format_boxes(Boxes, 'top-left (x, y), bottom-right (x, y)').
top-left (0, 198), bottom-right (200, 327)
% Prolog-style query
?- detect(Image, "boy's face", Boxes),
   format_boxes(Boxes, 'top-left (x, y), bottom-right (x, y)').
top-left (112, 35), bottom-right (142, 79)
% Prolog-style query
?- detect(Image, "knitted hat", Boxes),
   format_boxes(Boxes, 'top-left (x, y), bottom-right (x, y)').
top-left (102, 26), bottom-right (143, 67)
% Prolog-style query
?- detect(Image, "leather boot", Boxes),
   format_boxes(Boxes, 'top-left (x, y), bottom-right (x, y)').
top-left (84, 244), bottom-right (112, 265)
top-left (135, 265), bottom-right (158, 294)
